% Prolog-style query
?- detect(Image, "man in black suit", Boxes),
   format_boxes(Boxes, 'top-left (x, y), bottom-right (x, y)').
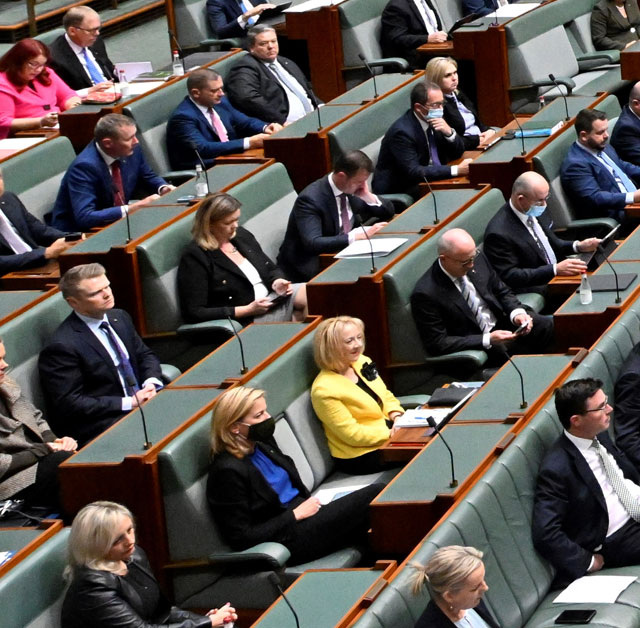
top-left (0, 169), bottom-right (79, 275)
top-left (613, 343), bottom-right (640, 469)
top-left (373, 82), bottom-right (470, 198)
top-left (484, 171), bottom-right (600, 296)
top-left (38, 263), bottom-right (163, 445)
top-left (611, 82), bottom-right (640, 165)
top-left (225, 25), bottom-right (319, 125)
top-left (410, 228), bottom-right (553, 362)
top-left (48, 6), bottom-right (115, 92)
top-left (277, 150), bottom-right (394, 282)
top-left (380, 0), bottom-right (447, 68)
top-left (533, 378), bottom-right (640, 586)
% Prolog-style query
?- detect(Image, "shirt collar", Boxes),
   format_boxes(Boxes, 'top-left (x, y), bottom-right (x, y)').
top-left (327, 172), bottom-right (343, 199)
top-left (65, 32), bottom-right (85, 54)
top-left (509, 199), bottom-right (530, 226)
top-left (189, 96), bottom-right (212, 118)
top-left (95, 142), bottom-right (117, 167)
top-left (414, 111), bottom-right (429, 132)
top-left (564, 428), bottom-right (594, 451)
top-left (438, 258), bottom-right (463, 285)
top-left (76, 311), bottom-right (108, 330)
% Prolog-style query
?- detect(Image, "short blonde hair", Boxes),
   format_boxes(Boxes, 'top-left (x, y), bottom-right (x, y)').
top-left (192, 193), bottom-right (242, 250)
top-left (211, 386), bottom-right (266, 458)
top-left (65, 501), bottom-right (134, 580)
top-left (410, 545), bottom-right (484, 598)
top-left (313, 316), bottom-right (365, 372)
top-left (425, 57), bottom-right (458, 93)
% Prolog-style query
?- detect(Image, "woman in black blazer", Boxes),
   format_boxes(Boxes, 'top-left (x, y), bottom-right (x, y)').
top-left (425, 57), bottom-right (494, 151)
top-left (412, 545), bottom-right (499, 628)
top-left (61, 501), bottom-right (237, 627)
top-left (207, 386), bottom-right (383, 565)
top-left (178, 193), bottom-right (307, 325)
top-left (592, 0), bottom-right (640, 51)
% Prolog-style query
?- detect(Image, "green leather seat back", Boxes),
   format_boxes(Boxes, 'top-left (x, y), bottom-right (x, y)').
top-left (339, 0), bottom-right (388, 68)
top-left (173, 0), bottom-right (211, 47)
top-left (432, 0), bottom-right (462, 31)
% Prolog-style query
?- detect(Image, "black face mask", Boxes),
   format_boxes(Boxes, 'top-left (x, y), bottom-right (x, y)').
top-left (244, 417), bottom-right (276, 442)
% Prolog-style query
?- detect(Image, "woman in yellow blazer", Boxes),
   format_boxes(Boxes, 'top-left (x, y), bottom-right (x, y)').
top-left (311, 316), bottom-right (405, 474)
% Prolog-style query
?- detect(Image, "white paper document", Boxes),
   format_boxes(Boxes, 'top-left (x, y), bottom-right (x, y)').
top-left (553, 575), bottom-right (637, 604)
top-left (125, 81), bottom-right (165, 96)
top-left (394, 407), bottom-right (452, 428)
top-left (284, 0), bottom-right (345, 12)
top-left (335, 237), bottom-right (407, 259)
top-left (0, 137), bottom-right (43, 151)
top-left (493, 3), bottom-right (539, 18)
top-left (313, 484), bottom-right (368, 505)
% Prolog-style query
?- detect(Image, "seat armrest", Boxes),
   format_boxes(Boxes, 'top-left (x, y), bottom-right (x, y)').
top-left (176, 318), bottom-right (242, 338)
top-left (200, 38), bottom-right (242, 50)
top-left (160, 169), bottom-right (197, 185)
top-left (554, 218), bottom-right (618, 240)
top-left (160, 363), bottom-right (181, 384)
top-left (576, 51), bottom-right (619, 64)
top-left (423, 350), bottom-right (488, 368)
top-left (367, 57), bottom-right (409, 72)
top-left (379, 193), bottom-right (414, 211)
top-left (208, 542), bottom-right (291, 567)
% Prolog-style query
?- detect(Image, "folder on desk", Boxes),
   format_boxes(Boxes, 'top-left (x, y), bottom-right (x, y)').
top-left (584, 273), bottom-right (637, 292)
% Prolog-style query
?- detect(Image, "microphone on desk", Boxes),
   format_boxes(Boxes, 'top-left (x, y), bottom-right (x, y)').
top-left (226, 316), bottom-right (249, 374)
top-left (358, 53), bottom-right (379, 99)
top-left (498, 345), bottom-right (528, 409)
top-left (510, 112), bottom-right (527, 156)
top-left (125, 374), bottom-right (152, 450)
top-left (597, 241), bottom-right (622, 304)
top-left (354, 213), bottom-right (377, 273)
top-left (113, 184), bottom-right (133, 242)
top-left (548, 73), bottom-right (570, 122)
top-left (423, 176), bottom-right (439, 224)
top-left (267, 572), bottom-right (301, 628)
top-left (311, 93), bottom-right (323, 131)
top-left (491, 0), bottom-right (499, 26)
top-left (167, 28), bottom-right (187, 74)
top-left (189, 141), bottom-right (211, 195)
top-left (426, 417), bottom-right (458, 488)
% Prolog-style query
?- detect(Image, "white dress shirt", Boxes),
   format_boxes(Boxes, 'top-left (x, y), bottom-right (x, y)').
top-left (264, 59), bottom-right (312, 123)
top-left (412, 0), bottom-right (439, 33)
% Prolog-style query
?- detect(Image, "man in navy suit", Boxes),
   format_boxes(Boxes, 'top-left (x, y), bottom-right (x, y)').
top-left (461, 0), bottom-right (511, 17)
top-left (373, 82), bottom-right (470, 198)
top-left (51, 114), bottom-right (174, 231)
top-left (533, 378), bottom-right (640, 586)
top-left (380, 0), bottom-right (447, 68)
top-left (166, 68), bottom-right (281, 171)
top-left (277, 150), bottom-right (395, 282)
top-left (561, 107), bottom-right (640, 223)
top-left (206, 0), bottom-right (276, 38)
top-left (614, 342), bottom-right (640, 470)
top-left (484, 171), bottom-right (599, 297)
top-left (38, 263), bottom-right (163, 445)
top-left (410, 228), bottom-right (553, 362)
top-left (611, 82), bottom-right (640, 165)
top-left (0, 169), bottom-right (80, 275)
top-left (225, 25), bottom-right (319, 125)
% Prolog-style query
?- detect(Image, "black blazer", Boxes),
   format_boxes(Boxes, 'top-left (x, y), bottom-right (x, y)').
top-left (415, 599), bottom-right (499, 628)
top-left (532, 431), bottom-right (640, 584)
top-left (0, 192), bottom-right (64, 275)
top-left (48, 34), bottom-right (116, 90)
top-left (225, 53), bottom-right (319, 124)
top-left (277, 175), bottom-right (395, 282)
top-left (591, 0), bottom-right (640, 51)
top-left (380, 0), bottom-right (442, 68)
top-left (373, 109), bottom-right (464, 196)
top-left (178, 226), bottom-right (284, 324)
top-left (61, 546), bottom-right (210, 628)
top-left (410, 253), bottom-right (523, 356)
top-left (614, 342), bottom-right (640, 469)
top-left (483, 202), bottom-right (575, 295)
top-left (207, 440), bottom-right (310, 550)
top-left (611, 104), bottom-right (640, 165)
top-left (38, 309), bottom-right (162, 445)
top-left (444, 91), bottom-right (489, 151)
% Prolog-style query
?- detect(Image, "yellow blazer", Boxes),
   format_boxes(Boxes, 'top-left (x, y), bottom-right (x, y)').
top-left (311, 354), bottom-right (404, 459)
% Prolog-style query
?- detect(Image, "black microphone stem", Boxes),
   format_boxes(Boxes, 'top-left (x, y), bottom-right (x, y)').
top-left (423, 176), bottom-right (439, 224)
top-left (358, 53), bottom-right (379, 99)
top-left (427, 418), bottom-right (458, 487)
top-left (168, 28), bottom-right (186, 73)
top-left (227, 316), bottom-right (248, 374)
top-left (190, 142), bottom-right (211, 194)
top-left (548, 73), bottom-right (570, 121)
top-left (598, 242), bottom-right (621, 303)
top-left (126, 375), bottom-right (152, 450)
top-left (511, 113), bottom-right (527, 156)
top-left (267, 573), bottom-right (300, 628)
top-left (355, 213), bottom-right (377, 273)
top-left (124, 204), bottom-right (132, 243)
top-left (501, 348), bottom-right (528, 409)
top-left (312, 95), bottom-right (322, 132)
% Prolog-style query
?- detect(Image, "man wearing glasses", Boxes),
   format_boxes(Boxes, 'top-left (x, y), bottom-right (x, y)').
top-left (533, 378), bottom-right (640, 586)
top-left (410, 227), bottom-right (553, 363)
top-left (49, 6), bottom-right (116, 92)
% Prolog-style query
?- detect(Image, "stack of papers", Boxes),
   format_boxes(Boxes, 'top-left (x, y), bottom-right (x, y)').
top-left (336, 238), bottom-right (407, 259)
top-left (394, 407), bottom-right (452, 428)
top-left (553, 575), bottom-right (637, 604)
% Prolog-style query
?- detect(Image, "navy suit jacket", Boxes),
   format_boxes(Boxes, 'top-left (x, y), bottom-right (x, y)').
top-left (560, 141), bottom-right (640, 220)
top-left (611, 105), bottom-right (640, 165)
top-left (372, 109), bottom-right (464, 196)
top-left (532, 431), bottom-right (640, 584)
top-left (166, 96), bottom-right (267, 170)
top-left (277, 175), bottom-right (395, 282)
top-left (462, 0), bottom-right (510, 17)
top-left (415, 600), bottom-right (499, 628)
top-left (206, 0), bottom-right (246, 38)
top-left (614, 342), bottom-right (640, 470)
top-left (0, 192), bottom-right (65, 274)
top-left (38, 309), bottom-right (162, 445)
top-left (51, 142), bottom-right (166, 231)
top-left (410, 253), bottom-right (523, 356)
top-left (483, 202), bottom-right (574, 294)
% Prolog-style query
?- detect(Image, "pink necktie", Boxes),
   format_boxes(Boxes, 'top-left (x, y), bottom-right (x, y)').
top-left (208, 107), bottom-right (229, 142)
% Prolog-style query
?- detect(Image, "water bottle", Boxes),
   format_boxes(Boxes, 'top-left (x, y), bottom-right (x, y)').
top-left (172, 50), bottom-right (184, 76)
top-left (118, 69), bottom-right (129, 98)
top-left (538, 94), bottom-right (545, 111)
top-left (194, 164), bottom-right (207, 198)
top-left (579, 271), bottom-right (592, 305)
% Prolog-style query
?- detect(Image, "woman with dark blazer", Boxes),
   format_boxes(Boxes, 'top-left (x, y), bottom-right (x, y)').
top-left (425, 57), bottom-right (494, 151)
top-left (61, 501), bottom-right (237, 627)
top-left (411, 545), bottom-right (499, 628)
top-left (591, 0), bottom-right (640, 51)
top-left (207, 387), bottom-right (383, 565)
top-left (178, 192), bottom-right (307, 325)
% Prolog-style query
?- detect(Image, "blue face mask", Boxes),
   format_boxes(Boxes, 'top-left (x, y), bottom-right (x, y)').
top-left (526, 202), bottom-right (546, 218)
top-left (427, 108), bottom-right (444, 119)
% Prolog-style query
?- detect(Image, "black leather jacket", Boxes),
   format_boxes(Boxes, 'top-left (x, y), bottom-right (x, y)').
top-left (61, 547), bottom-right (211, 628)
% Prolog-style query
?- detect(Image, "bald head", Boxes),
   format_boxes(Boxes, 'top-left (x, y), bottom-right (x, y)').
top-left (630, 81), bottom-right (640, 116)
top-left (510, 171), bottom-right (549, 215)
top-left (438, 229), bottom-right (477, 277)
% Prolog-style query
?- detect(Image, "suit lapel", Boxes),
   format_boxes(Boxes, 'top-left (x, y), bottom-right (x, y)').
top-left (506, 207), bottom-right (548, 264)
top-left (433, 262), bottom-right (479, 326)
top-left (321, 177), bottom-right (341, 235)
top-left (562, 434), bottom-right (608, 513)
top-left (185, 98), bottom-right (219, 141)
top-left (70, 312), bottom-right (122, 381)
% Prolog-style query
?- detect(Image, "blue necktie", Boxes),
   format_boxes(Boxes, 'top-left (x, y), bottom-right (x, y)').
top-left (82, 48), bottom-right (105, 85)
top-left (599, 150), bottom-right (637, 193)
top-left (268, 63), bottom-right (313, 114)
top-left (240, 0), bottom-right (257, 25)
top-left (99, 321), bottom-right (139, 394)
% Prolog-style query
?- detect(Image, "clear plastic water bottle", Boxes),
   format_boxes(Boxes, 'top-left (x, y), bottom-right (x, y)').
top-left (579, 271), bottom-right (592, 305)
top-left (118, 69), bottom-right (129, 98)
top-left (172, 50), bottom-right (184, 76)
top-left (194, 164), bottom-right (207, 198)
top-left (538, 94), bottom-right (545, 111)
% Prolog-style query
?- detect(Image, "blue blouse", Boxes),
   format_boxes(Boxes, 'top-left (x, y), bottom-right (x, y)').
top-left (250, 447), bottom-right (299, 505)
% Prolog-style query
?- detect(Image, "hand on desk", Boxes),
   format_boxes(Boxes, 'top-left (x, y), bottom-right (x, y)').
top-left (354, 222), bottom-right (388, 240)
top-left (159, 184), bottom-right (177, 195)
top-left (129, 194), bottom-right (161, 211)
top-left (248, 133), bottom-right (270, 149)
top-left (47, 436), bottom-right (78, 452)
top-left (556, 258), bottom-right (588, 276)
top-left (45, 237), bottom-right (77, 259)
top-left (130, 382), bottom-right (157, 407)
top-left (427, 31), bottom-right (448, 44)
top-left (457, 158), bottom-right (473, 176)
top-left (87, 81), bottom-right (114, 94)
top-left (478, 129), bottom-right (496, 145)
top-left (39, 112), bottom-right (59, 128)
top-left (293, 496), bottom-right (321, 520)
top-left (264, 122), bottom-right (283, 134)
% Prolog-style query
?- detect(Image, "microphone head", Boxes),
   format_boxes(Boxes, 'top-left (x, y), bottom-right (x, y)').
top-left (358, 53), bottom-right (366, 62)
top-left (548, 73), bottom-right (556, 81)
top-left (267, 572), bottom-right (281, 587)
top-left (427, 416), bottom-right (437, 429)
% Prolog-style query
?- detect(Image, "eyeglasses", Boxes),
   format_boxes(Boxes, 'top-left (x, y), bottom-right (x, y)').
top-left (584, 396), bottom-right (609, 413)
top-left (445, 249), bottom-right (480, 267)
top-left (26, 61), bottom-right (46, 70)
top-left (426, 101), bottom-right (445, 108)
top-left (75, 26), bottom-right (101, 34)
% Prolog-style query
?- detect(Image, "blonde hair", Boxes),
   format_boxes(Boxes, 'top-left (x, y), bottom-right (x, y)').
top-left (313, 316), bottom-right (365, 372)
top-left (425, 57), bottom-right (458, 93)
top-left (64, 501), bottom-right (134, 581)
top-left (211, 386), bottom-right (266, 458)
top-left (192, 193), bottom-right (241, 250)
top-left (410, 545), bottom-right (484, 598)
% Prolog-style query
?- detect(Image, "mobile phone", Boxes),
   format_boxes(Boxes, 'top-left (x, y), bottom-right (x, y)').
top-left (177, 195), bottom-right (196, 204)
top-left (514, 321), bottom-right (528, 335)
top-left (268, 293), bottom-right (287, 306)
top-left (555, 610), bottom-right (596, 624)
top-left (64, 232), bottom-right (82, 242)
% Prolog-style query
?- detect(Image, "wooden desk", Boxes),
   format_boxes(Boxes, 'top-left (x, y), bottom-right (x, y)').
top-left (0, 288), bottom-right (56, 325)
top-left (0, 520), bottom-right (63, 578)
top-left (0, 260), bottom-right (59, 291)
top-left (620, 40), bottom-right (640, 80)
